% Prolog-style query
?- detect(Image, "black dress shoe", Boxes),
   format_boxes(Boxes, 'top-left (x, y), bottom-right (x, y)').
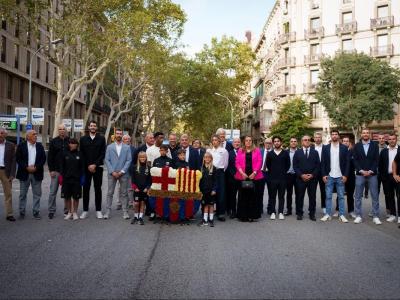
top-left (19, 213), bottom-right (25, 220)
top-left (229, 213), bottom-right (236, 219)
top-left (284, 211), bottom-right (292, 216)
top-left (309, 215), bottom-right (317, 221)
top-left (33, 213), bottom-right (41, 220)
top-left (296, 215), bottom-right (303, 220)
top-left (6, 216), bottom-right (16, 222)
top-left (218, 216), bottom-right (226, 222)
top-left (48, 213), bottom-right (54, 219)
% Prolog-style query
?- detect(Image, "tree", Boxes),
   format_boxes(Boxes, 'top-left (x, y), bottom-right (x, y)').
top-left (316, 52), bottom-right (400, 140)
top-left (269, 97), bottom-right (312, 146)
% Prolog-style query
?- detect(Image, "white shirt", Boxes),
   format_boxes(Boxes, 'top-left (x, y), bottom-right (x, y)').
top-left (28, 142), bottom-right (36, 166)
top-left (146, 145), bottom-right (172, 165)
top-left (115, 142), bottom-right (123, 157)
top-left (0, 141), bottom-right (5, 167)
top-left (207, 147), bottom-right (229, 170)
top-left (388, 146), bottom-right (398, 174)
top-left (288, 148), bottom-right (296, 174)
top-left (90, 133), bottom-right (96, 140)
top-left (182, 146), bottom-right (190, 162)
top-left (314, 144), bottom-right (323, 160)
top-left (329, 143), bottom-right (342, 178)
top-left (274, 149), bottom-right (282, 155)
top-left (262, 148), bottom-right (270, 170)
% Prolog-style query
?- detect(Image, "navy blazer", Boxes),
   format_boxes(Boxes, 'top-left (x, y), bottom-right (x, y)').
top-left (175, 146), bottom-right (201, 170)
top-left (224, 141), bottom-right (233, 152)
top-left (133, 143), bottom-right (148, 165)
top-left (320, 143), bottom-right (350, 178)
top-left (226, 148), bottom-right (239, 177)
top-left (293, 148), bottom-right (320, 178)
top-left (128, 146), bottom-right (136, 177)
top-left (16, 142), bottom-right (46, 181)
top-left (353, 141), bottom-right (379, 175)
top-left (379, 146), bottom-right (400, 176)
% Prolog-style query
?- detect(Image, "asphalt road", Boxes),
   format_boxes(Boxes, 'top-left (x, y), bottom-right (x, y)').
top-left (0, 171), bottom-right (399, 299)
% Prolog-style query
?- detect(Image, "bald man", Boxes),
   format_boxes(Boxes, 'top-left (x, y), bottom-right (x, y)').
top-left (16, 130), bottom-right (46, 220)
top-left (47, 124), bottom-right (69, 219)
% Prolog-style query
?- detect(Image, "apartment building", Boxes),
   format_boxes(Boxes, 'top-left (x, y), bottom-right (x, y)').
top-left (243, 0), bottom-right (400, 142)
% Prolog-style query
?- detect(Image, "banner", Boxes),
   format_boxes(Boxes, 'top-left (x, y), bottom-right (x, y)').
top-left (73, 119), bottom-right (84, 131)
top-left (62, 119), bottom-right (72, 131)
top-left (31, 108), bottom-right (45, 125)
top-left (15, 107), bottom-right (28, 125)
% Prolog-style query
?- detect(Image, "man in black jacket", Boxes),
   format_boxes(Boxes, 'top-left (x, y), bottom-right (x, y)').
top-left (266, 136), bottom-right (290, 220)
top-left (16, 130), bottom-right (46, 220)
top-left (79, 120), bottom-right (106, 219)
top-left (47, 124), bottom-right (69, 219)
top-left (226, 137), bottom-right (240, 218)
top-left (293, 135), bottom-right (320, 221)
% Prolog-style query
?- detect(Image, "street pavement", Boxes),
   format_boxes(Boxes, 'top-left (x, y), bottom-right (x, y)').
top-left (0, 170), bottom-right (399, 299)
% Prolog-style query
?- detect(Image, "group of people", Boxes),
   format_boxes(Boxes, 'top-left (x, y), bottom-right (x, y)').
top-left (0, 123), bottom-right (399, 228)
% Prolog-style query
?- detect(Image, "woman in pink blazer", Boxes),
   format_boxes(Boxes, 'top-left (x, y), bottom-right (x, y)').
top-left (235, 136), bottom-right (264, 221)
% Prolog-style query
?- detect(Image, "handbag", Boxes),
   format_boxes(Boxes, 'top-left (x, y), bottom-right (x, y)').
top-left (241, 180), bottom-right (254, 189)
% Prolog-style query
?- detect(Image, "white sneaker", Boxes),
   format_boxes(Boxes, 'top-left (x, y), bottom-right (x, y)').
top-left (103, 210), bottom-right (109, 220)
top-left (322, 208), bottom-right (326, 215)
top-left (398, 217), bottom-right (400, 224)
top-left (72, 213), bottom-right (79, 220)
top-left (386, 215), bottom-right (396, 223)
top-left (333, 211), bottom-right (339, 218)
top-left (123, 211), bottom-right (130, 220)
top-left (270, 213), bottom-right (276, 220)
top-left (96, 211), bottom-right (104, 219)
top-left (278, 213), bottom-right (284, 220)
top-left (320, 214), bottom-right (331, 222)
top-left (339, 215), bottom-right (348, 223)
top-left (354, 216), bottom-right (362, 224)
top-left (80, 211), bottom-right (88, 219)
top-left (373, 217), bottom-right (382, 225)
top-left (350, 212), bottom-right (357, 219)
top-left (64, 213), bottom-right (72, 220)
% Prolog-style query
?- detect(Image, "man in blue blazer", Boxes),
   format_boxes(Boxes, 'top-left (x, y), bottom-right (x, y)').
top-left (177, 134), bottom-right (201, 170)
top-left (353, 128), bottom-right (381, 225)
top-left (104, 128), bottom-right (132, 220)
top-left (320, 130), bottom-right (350, 222)
top-left (293, 135), bottom-right (320, 221)
top-left (226, 137), bottom-right (241, 218)
top-left (16, 130), bottom-right (46, 220)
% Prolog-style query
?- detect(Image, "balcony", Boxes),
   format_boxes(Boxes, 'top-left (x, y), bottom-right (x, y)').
top-left (342, 0), bottom-right (352, 4)
top-left (304, 54), bottom-right (323, 65)
top-left (278, 32), bottom-right (296, 44)
top-left (263, 50), bottom-right (275, 62)
top-left (252, 108), bottom-right (260, 125)
top-left (370, 45), bottom-right (394, 57)
top-left (305, 27), bottom-right (324, 39)
top-left (303, 83), bottom-right (317, 94)
top-left (252, 95), bottom-right (261, 107)
top-left (336, 21), bottom-right (357, 35)
top-left (370, 16), bottom-right (394, 30)
top-left (277, 57), bottom-right (296, 69)
top-left (277, 85), bottom-right (296, 96)
top-left (310, 1), bottom-right (319, 9)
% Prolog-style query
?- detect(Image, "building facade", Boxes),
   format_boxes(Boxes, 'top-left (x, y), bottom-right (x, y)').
top-left (243, 0), bottom-right (400, 142)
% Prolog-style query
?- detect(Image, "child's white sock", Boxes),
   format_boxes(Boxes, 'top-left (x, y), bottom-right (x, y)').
top-left (209, 213), bottom-right (214, 221)
top-left (203, 213), bottom-right (208, 222)
top-left (134, 213), bottom-right (139, 218)
top-left (139, 212), bottom-right (143, 218)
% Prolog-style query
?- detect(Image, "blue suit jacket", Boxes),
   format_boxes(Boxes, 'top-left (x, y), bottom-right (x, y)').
top-left (105, 143), bottom-right (132, 177)
top-left (177, 146), bottom-right (201, 170)
top-left (226, 148), bottom-right (238, 177)
top-left (293, 148), bottom-right (320, 178)
top-left (16, 142), bottom-right (46, 181)
top-left (320, 143), bottom-right (350, 177)
top-left (353, 141), bottom-right (379, 175)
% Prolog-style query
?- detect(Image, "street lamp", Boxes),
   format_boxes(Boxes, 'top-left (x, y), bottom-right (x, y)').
top-left (28, 38), bottom-right (63, 127)
top-left (215, 92), bottom-right (234, 140)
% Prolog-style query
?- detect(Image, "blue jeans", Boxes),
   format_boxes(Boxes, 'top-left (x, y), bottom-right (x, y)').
top-left (19, 174), bottom-right (42, 215)
top-left (325, 176), bottom-right (345, 216)
top-left (355, 175), bottom-right (379, 217)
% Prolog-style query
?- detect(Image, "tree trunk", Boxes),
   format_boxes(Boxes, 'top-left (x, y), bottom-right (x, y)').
top-left (104, 108), bottom-right (115, 142)
top-left (131, 113), bottom-right (141, 146)
top-left (53, 66), bottom-right (64, 138)
top-left (83, 77), bottom-right (103, 127)
top-left (351, 126), bottom-right (359, 142)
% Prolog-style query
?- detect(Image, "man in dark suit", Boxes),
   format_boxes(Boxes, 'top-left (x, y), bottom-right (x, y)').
top-left (0, 128), bottom-right (16, 221)
top-left (168, 133), bottom-right (179, 161)
top-left (342, 136), bottom-right (356, 218)
top-left (133, 132), bottom-right (154, 165)
top-left (353, 128), bottom-right (381, 225)
top-left (320, 130), bottom-right (350, 223)
top-left (16, 130), bottom-right (46, 220)
top-left (293, 135), bottom-right (320, 221)
top-left (226, 137), bottom-right (241, 218)
top-left (192, 139), bottom-right (206, 165)
top-left (261, 138), bottom-right (273, 214)
top-left (379, 133), bottom-right (400, 223)
top-left (177, 134), bottom-right (201, 170)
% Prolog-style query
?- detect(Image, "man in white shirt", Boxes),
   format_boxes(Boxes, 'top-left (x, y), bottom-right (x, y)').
top-left (216, 128), bottom-right (233, 151)
top-left (261, 138), bottom-right (272, 214)
top-left (146, 132), bottom-right (171, 166)
top-left (379, 134), bottom-right (400, 223)
top-left (313, 132), bottom-right (326, 214)
top-left (207, 134), bottom-right (229, 221)
top-left (320, 130), bottom-right (350, 223)
top-left (285, 137), bottom-right (298, 216)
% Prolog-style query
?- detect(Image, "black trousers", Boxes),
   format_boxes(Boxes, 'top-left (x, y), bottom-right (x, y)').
top-left (286, 173), bottom-right (296, 213)
top-left (382, 175), bottom-right (400, 216)
top-left (226, 175), bottom-right (239, 215)
top-left (215, 169), bottom-right (226, 216)
top-left (317, 175), bottom-right (326, 209)
top-left (82, 167), bottom-right (103, 212)
top-left (268, 180), bottom-right (286, 214)
top-left (296, 177), bottom-right (317, 216)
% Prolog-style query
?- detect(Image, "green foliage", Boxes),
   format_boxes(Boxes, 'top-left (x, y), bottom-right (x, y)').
top-left (316, 52), bottom-right (400, 138)
top-left (269, 97), bottom-right (312, 146)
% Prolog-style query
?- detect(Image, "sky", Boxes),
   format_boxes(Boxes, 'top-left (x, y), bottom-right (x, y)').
top-left (173, 0), bottom-right (275, 56)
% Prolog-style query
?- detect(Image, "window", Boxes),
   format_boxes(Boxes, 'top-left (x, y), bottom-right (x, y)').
top-left (19, 80), bottom-right (24, 103)
top-left (54, 67), bottom-right (57, 84)
top-left (1, 35), bottom-right (6, 63)
top-left (342, 39), bottom-right (353, 52)
top-left (378, 34), bottom-right (388, 47)
top-left (47, 116), bottom-right (51, 135)
top-left (310, 103), bottom-right (320, 119)
top-left (40, 89), bottom-right (44, 108)
top-left (342, 12), bottom-right (352, 23)
top-left (26, 25), bottom-right (31, 46)
top-left (45, 62), bottom-right (49, 83)
top-left (284, 73), bottom-right (289, 86)
top-left (15, 15), bottom-right (19, 37)
top-left (1, 18), bottom-right (6, 30)
top-left (48, 90), bottom-right (51, 111)
top-left (310, 17), bottom-right (320, 30)
top-left (310, 44), bottom-right (319, 56)
top-left (377, 5), bottom-right (389, 18)
top-left (311, 70), bottom-right (320, 84)
top-left (284, 48), bottom-right (289, 59)
top-left (14, 43), bottom-right (19, 69)
top-left (283, 22), bottom-right (290, 34)
top-left (7, 74), bottom-right (12, 99)
top-left (36, 56), bottom-right (40, 79)
top-left (26, 50), bottom-right (30, 74)
top-left (6, 105), bottom-right (12, 115)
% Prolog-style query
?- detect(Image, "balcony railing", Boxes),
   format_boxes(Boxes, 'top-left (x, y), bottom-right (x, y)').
top-left (303, 83), bottom-right (317, 94)
top-left (370, 45), bottom-right (394, 57)
top-left (336, 21), bottom-right (357, 35)
top-left (277, 85), bottom-right (296, 96)
top-left (305, 27), bottom-right (324, 39)
top-left (310, 1), bottom-right (319, 9)
top-left (342, 0), bottom-right (352, 4)
top-left (304, 54), bottom-right (323, 65)
top-left (277, 57), bottom-right (296, 69)
top-left (263, 50), bottom-right (274, 62)
top-left (278, 32), bottom-right (296, 44)
top-left (370, 16), bottom-right (394, 29)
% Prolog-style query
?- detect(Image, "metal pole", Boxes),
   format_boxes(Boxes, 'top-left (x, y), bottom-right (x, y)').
top-left (215, 93), bottom-right (234, 140)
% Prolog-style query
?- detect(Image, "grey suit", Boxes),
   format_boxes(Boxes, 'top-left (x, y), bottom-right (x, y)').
top-left (104, 143), bottom-right (132, 214)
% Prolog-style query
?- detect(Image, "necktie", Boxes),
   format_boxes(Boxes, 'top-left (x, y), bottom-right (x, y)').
top-left (305, 148), bottom-right (308, 158)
